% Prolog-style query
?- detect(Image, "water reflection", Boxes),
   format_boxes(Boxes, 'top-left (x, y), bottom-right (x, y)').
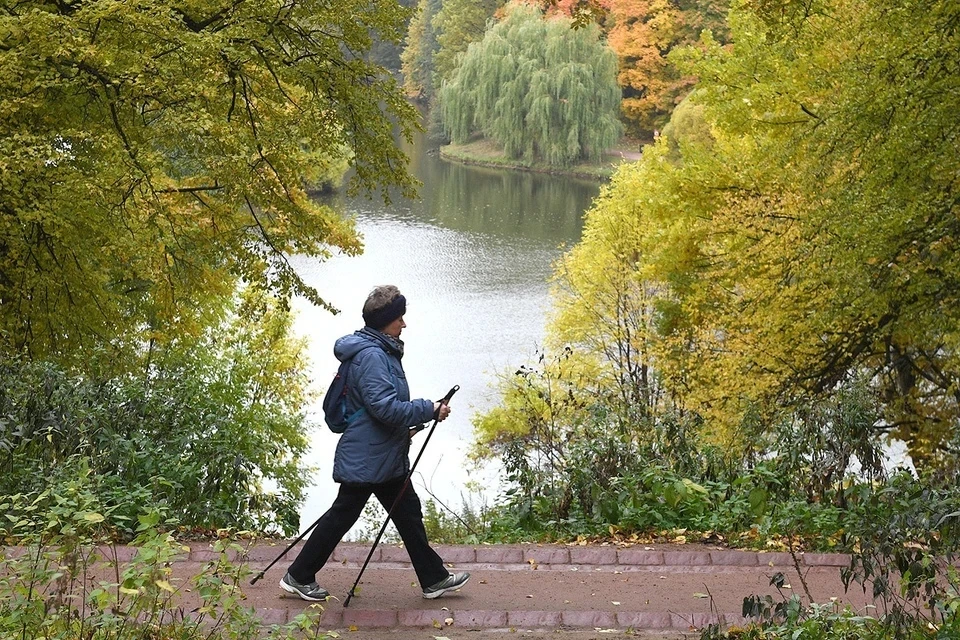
top-left (421, 160), bottom-right (594, 241)
top-left (290, 131), bottom-right (601, 535)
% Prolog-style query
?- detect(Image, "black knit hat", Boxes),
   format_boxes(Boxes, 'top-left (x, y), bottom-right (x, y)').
top-left (363, 294), bottom-right (406, 330)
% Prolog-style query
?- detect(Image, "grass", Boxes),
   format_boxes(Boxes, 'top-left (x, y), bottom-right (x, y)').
top-left (439, 138), bottom-right (642, 180)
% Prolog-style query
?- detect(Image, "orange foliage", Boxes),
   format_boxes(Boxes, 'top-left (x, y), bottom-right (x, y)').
top-left (607, 0), bottom-right (691, 134)
top-left (515, 0), bottom-right (612, 19)
top-left (508, 0), bottom-right (711, 134)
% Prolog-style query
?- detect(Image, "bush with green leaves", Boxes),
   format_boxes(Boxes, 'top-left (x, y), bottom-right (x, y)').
top-left (838, 473), bottom-right (960, 635)
top-left (703, 600), bottom-right (889, 640)
top-left (474, 360), bottom-right (941, 552)
top-left (0, 483), bottom-right (329, 640)
top-left (0, 287), bottom-right (314, 536)
top-left (702, 575), bottom-right (960, 640)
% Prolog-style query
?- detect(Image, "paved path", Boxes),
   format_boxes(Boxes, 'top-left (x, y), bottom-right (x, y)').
top-left (165, 541), bottom-right (875, 638)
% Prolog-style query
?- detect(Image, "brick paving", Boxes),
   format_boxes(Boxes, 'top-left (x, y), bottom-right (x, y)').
top-left (169, 541), bottom-right (876, 636)
top-left (6, 541), bottom-right (873, 638)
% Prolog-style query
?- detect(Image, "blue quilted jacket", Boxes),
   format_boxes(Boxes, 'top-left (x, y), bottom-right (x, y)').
top-left (331, 327), bottom-right (435, 485)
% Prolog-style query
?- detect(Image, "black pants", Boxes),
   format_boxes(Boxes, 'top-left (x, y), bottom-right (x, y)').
top-left (287, 477), bottom-right (449, 589)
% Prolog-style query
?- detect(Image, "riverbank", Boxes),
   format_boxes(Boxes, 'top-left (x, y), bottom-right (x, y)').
top-left (439, 138), bottom-right (643, 180)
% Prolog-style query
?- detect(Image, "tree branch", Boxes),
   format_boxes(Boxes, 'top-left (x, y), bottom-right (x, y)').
top-left (157, 184), bottom-right (223, 194)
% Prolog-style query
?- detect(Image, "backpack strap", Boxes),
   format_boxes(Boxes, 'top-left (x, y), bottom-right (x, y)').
top-left (345, 406), bottom-right (365, 424)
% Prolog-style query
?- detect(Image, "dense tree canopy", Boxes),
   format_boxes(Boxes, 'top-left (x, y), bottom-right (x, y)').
top-left (431, 0), bottom-right (504, 88)
top-left (368, 0), bottom-right (419, 73)
top-left (0, 0), bottom-right (418, 367)
top-left (527, 0), bottom-right (729, 136)
top-left (520, 0), bottom-right (960, 469)
top-left (401, 0), bottom-right (443, 99)
top-left (439, 2), bottom-right (622, 166)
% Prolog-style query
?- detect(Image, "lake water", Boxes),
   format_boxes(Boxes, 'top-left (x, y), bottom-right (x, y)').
top-left (288, 132), bottom-right (604, 535)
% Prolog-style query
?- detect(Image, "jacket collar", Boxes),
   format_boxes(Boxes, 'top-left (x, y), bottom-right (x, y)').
top-left (359, 326), bottom-right (404, 359)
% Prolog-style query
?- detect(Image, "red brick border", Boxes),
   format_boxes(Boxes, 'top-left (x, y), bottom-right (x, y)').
top-left (508, 610), bottom-right (563, 627)
top-left (475, 547), bottom-right (525, 564)
top-left (568, 547), bottom-right (618, 564)
top-left (562, 610), bottom-right (618, 627)
top-left (616, 611), bottom-right (672, 629)
top-left (454, 609), bottom-right (509, 627)
top-left (341, 608), bottom-right (398, 627)
top-left (617, 549), bottom-right (664, 565)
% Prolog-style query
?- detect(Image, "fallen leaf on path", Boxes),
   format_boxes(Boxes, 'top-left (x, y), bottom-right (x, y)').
top-left (693, 593), bottom-right (709, 599)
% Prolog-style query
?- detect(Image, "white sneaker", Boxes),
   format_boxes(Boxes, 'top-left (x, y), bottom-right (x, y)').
top-left (422, 572), bottom-right (470, 599)
top-left (280, 572), bottom-right (329, 601)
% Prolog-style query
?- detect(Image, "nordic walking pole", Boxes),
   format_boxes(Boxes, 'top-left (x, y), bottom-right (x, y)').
top-left (249, 514), bottom-right (324, 585)
top-left (343, 385), bottom-right (459, 608)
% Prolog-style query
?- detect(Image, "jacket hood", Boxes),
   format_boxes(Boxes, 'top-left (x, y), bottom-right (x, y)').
top-left (334, 328), bottom-right (400, 362)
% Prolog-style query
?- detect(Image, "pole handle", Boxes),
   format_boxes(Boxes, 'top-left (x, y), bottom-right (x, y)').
top-left (433, 385), bottom-right (459, 419)
top-left (442, 385), bottom-right (459, 403)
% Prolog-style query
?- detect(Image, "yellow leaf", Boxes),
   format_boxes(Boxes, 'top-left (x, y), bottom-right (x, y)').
top-left (155, 580), bottom-right (174, 592)
top-left (119, 587), bottom-right (139, 595)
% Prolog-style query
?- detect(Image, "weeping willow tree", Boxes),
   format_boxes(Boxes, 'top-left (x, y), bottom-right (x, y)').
top-left (439, 1), bottom-right (622, 167)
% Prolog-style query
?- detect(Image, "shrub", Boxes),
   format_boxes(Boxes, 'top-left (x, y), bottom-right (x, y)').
top-left (0, 288), bottom-right (314, 536)
top-left (0, 486), bottom-right (328, 639)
